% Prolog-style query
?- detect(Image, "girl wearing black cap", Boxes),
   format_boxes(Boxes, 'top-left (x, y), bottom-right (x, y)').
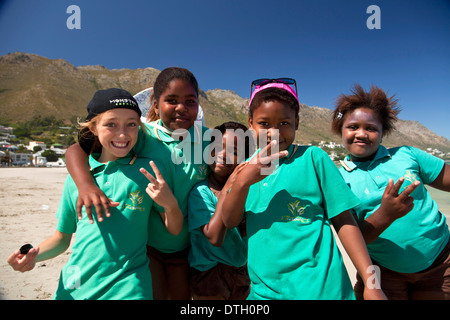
top-left (7, 88), bottom-right (182, 300)
top-left (64, 68), bottom-right (210, 300)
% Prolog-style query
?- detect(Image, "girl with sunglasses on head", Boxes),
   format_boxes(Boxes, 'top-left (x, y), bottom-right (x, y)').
top-left (221, 78), bottom-right (386, 300)
top-left (332, 84), bottom-right (450, 300)
top-left (64, 67), bottom-right (211, 299)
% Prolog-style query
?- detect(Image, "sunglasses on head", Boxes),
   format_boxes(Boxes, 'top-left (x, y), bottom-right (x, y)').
top-left (250, 78), bottom-right (298, 97)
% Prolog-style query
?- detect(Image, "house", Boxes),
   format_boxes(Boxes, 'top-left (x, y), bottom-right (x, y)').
top-left (318, 141), bottom-right (344, 149)
top-left (9, 151), bottom-right (32, 166)
top-left (46, 158), bottom-right (66, 167)
top-left (28, 141), bottom-right (47, 151)
top-left (32, 154), bottom-right (47, 166)
top-left (0, 141), bottom-right (9, 151)
top-left (0, 126), bottom-right (13, 134)
top-left (50, 145), bottom-right (66, 156)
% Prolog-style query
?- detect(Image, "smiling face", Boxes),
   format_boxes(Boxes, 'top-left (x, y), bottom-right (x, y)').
top-left (90, 108), bottom-right (140, 163)
top-left (248, 100), bottom-right (298, 151)
top-left (210, 131), bottom-right (240, 181)
top-left (341, 107), bottom-right (383, 161)
top-left (155, 79), bottom-right (199, 131)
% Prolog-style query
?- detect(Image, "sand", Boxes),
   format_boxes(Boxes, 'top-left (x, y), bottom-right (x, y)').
top-left (0, 168), bottom-right (70, 300)
top-left (0, 167), bottom-right (448, 300)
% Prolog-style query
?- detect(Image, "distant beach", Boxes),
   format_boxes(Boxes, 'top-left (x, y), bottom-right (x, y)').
top-left (0, 167), bottom-right (449, 300)
top-left (427, 186), bottom-right (450, 217)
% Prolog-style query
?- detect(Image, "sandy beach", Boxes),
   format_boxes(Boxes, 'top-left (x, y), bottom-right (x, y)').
top-left (0, 168), bottom-right (69, 299)
top-left (0, 167), bottom-right (449, 300)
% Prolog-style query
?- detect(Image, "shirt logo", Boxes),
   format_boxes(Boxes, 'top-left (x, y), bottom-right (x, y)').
top-left (282, 200), bottom-right (311, 223)
top-left (400, 170), bottom-right (419, 193)
top-left (193, 163), bottom-right (209, 181)
top-left (124, 190), bottom-right (145, 212)
top-left (403, 170), bottom-right (418, 183)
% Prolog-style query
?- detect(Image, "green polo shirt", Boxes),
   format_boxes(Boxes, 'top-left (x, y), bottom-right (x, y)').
top-left (339, 145), bottom-right (448, 273)
top-left (53, 154), bottom-right (160, 300)
top-left (244, 144), bottom-right (360, 300)
top-left (134, 121), bottom-right (210, 253)
top-left (188, 180), bottom-right (247, 271)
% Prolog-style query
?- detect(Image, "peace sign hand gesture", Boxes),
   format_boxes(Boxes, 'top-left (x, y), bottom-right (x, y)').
top-left (221, 140), bottom-right (288, 230)
top-left (140, 161), bottom-right (183, 236)
top-left (379, 177), bottom-right (420, 221)
top-left (240, 140), bottom-right (289, 186)
top-left (140, 161), bottom-right (178, 211)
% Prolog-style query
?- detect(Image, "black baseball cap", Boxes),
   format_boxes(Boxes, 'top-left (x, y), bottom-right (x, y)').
top-left (85, 88), bottom-right (141, 121)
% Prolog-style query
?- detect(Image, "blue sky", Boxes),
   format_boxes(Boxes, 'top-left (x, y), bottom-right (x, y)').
top-left (0, 0), bottom-right (449, 140)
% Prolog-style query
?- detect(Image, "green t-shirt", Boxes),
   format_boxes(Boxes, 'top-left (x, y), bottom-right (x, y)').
top-left (188, 179), bottom-right (247, 271)
top-left (339, 145), bottom-right (449, 273)
top-left (134, 121), bottom-right (210, 253)
top-left (244, 144), bottom-right (359, 300)
top-left (53, 154), bottom-right (161, 300)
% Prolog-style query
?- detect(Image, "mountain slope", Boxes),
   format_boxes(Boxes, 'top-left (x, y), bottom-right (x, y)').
top-left (1, 52), bottom-right (449, 152)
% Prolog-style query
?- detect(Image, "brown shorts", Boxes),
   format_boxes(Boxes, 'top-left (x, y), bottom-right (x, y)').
top-left (354, 238), bottom-right (450, 300)
top-left (146, 245), bottom-right (190, 267)
top-left (146, 245), bottom-right (191, 300)
top-left (189, 263), bottom-right (250, 300)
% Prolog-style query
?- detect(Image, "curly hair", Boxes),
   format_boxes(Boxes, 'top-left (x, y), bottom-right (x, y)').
top-left (331, 84), bottom-right (401, 137)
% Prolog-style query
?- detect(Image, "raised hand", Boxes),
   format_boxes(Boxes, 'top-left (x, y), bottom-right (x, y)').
top-left (379, 177), bottom-right (420, 221)
top-left (239, 140), bottom-right (289, 186)
top-left (140, 161), bottom-right (177, 211)
top-left (140, 161), bottom-right (183, 235)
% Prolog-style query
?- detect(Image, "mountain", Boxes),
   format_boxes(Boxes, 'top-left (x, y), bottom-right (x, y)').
top-left (0, 52), bottom-right (160, 123)
top-left (1, 52), bottom-right (449, 153)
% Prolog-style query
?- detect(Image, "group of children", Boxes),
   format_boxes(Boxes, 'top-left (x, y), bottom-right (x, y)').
top-left (7, 67), bottom-right (450, 300)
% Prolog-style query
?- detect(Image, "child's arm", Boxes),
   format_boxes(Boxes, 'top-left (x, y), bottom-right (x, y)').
top-left (222, 141), bottom-right (288, 229)
top-left (221, 173), bottom-right (250, 229)
top-left (203, 163), bottom-right (247, 246)
top-left (140, 161), bottom-right (183, 236)
top-left (359, 178), bottom-right (420, 244)
top-left (65, 143), bottom-right (119, 223)
top-left (7, 231), bottom-right (72, 273)
top-left (202, 192), bottom-right (227, 246)
top-left (429, 163), bottom-right (450, 192)
top-left (331, 211), bottom-right (387, 300)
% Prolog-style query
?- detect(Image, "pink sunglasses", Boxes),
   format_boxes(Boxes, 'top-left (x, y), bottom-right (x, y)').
top-left (250, 78), bottom-right (299, 105)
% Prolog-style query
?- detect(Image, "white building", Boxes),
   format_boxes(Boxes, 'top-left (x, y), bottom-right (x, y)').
top-left (46, 158), bottom-right (66, 167)
top-left (9, 151), bottom-right (32, 166)
top-left (318, 141), bottom-right (343, 149)
top-left (32, 154), bottom-right (47, 166)
top-left (28, 141), bottom-right (47, 151)
top-left (50, 146), bottom-right (66, 156)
